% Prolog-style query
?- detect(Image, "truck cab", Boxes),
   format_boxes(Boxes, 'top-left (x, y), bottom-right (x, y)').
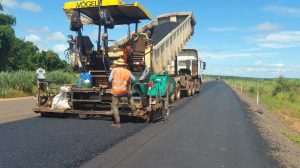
top-left (172, 49), bottom-right (206, 98)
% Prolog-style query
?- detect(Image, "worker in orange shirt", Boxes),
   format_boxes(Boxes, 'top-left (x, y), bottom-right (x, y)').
top-left (109, 58), bottom-right (135, 128)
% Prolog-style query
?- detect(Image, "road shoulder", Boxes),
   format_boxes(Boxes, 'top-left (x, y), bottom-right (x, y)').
top-left (230, 86), bottom-right (300, 168)
top-left (0, 96), bottom-right (34, 102)
top-left (0, 98), bottom-right (38, 124)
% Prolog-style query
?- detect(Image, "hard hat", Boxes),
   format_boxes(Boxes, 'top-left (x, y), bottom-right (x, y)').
top-left (132, 33), bottom-right (138, 41)
top-left (113, 58), bottom-right (127, 66)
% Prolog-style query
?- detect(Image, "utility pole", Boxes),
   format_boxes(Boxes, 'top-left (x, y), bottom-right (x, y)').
top-left (257, 90), bottom-right (260, 105)
top-left (240, 84), bottom-right (243, 93)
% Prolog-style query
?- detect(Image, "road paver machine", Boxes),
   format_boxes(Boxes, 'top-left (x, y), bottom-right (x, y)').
top-left (34, 0), bottom-right (196, 122)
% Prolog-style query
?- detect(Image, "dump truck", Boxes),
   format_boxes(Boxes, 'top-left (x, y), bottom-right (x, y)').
top-left (33, 0), bottom-right (196, 122)
top-left (171, 49), bottom-right (206, 99)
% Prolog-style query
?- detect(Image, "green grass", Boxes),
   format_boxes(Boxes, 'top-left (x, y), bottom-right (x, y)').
top-left (225, 77), bottom-right (300, 121)
top-left (0, 70), bottom-right (78, 98)
top-left (281, 132), bottom-right (300, 144)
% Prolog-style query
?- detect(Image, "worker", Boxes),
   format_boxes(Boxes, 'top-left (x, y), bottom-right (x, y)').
top-left (144, 24), bottom-right (154, 38)
top-left (109, 58), bottom-right (135, 128)
top-left (120, 33), bottom-right (139, 71)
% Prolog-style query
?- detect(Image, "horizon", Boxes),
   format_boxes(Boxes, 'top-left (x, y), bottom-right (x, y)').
top-left (204, 74), bottom-right (300, 80)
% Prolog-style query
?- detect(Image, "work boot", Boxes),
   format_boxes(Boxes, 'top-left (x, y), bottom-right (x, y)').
top-left (111, 122), bottom-right (121, 128)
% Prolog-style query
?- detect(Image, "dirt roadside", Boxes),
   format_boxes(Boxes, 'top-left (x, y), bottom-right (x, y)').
top-left (0, 97), bottom-right (38, 124)
top-left (0, 96), bottom-right (34, 102)
top-left (231, 87), bottom-right (300, 168)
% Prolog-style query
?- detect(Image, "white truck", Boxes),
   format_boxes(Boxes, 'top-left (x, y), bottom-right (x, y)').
top-left (171, 49), bottom-right (206, 100)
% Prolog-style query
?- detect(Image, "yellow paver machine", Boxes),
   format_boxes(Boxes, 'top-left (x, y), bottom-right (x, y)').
top-left (34, 0), bottom-right (196, 122)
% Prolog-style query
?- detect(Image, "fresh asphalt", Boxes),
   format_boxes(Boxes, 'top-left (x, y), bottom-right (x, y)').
top-left (0, 81), bottom-right (277, 168)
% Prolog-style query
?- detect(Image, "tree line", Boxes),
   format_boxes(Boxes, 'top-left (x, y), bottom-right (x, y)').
top-left (0, 5), bottom-right (69, 71)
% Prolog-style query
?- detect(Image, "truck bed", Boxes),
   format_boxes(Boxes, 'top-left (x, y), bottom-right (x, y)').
top-left (110, 12), bottom-right (195, 74)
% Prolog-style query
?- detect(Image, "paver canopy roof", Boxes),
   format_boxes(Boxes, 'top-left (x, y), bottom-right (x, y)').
top-left (64, 0), bottom-right (152, 25)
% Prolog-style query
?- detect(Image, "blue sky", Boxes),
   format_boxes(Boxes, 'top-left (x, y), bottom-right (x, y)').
top-left (2, 0), bottom-right (300, 78)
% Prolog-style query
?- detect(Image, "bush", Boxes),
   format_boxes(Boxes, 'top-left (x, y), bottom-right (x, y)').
top-left (0, 71), bottom-right (33, 97)
top-left (0, 70), bottom-right (78, 98)
top-left (249, 86), bottom-right (256, 94)
top-left (273, 76), bottom-right (288, 96)
top-left (47, 70), bottom-right (77, 84)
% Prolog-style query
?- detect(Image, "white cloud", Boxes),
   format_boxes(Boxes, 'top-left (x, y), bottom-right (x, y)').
top-left (206, 64), bottom-right (300, 78)
top-left (263, 6), bottom-right (300, 17)
top-left (53, 44), bottom-right (68, 53)
top-left (248, 31), bottom-right (300, 49)
top-left (19, 2), bottom-right (41, 12)
top-left (2, 0), bottom-right (17, 8)
top-left (255, 60), bottom-right (263, 65)
top-left (2, 0), bottom-right (42, 12)
top-left (36, 45), bottom-right (48, 51)
top-left (48, 32), bottom-right (66, 42)
top-left (207, 27), bottom-right (239, 32)
top-left (259, 43), bottom-right (300, 49)
top-left (242, 47), bottom-right (262, 52)
top-left (25, 34), bottom-right (41, 42)
top-left (202, 51), bottom-right (278, 60)
top-left (271, 63), bottom-right (284, 67)
top-left (244, 62), bottom-right (286, 73)
top-left (256, 22), bottom-right (281, 31)
top-left (253, 61), bottom-right (284, 68)
top-left (254, 31), bottom-right (300, 42)
top-left (24, 26), bottom-right (50, 34)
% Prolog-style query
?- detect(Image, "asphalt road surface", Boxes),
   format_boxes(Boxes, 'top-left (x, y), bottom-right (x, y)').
top-left (0, 81), bottom-right (277, 168)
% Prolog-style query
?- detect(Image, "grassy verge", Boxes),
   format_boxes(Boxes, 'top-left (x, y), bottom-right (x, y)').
top-left (0, 70), bottom-right (78, 98)
top-left (281, 132), bottom-right (300, 144)
top-left (224, 76), bottom-right (300, 134)
top-left (225, 77), bottom-right (300, 118)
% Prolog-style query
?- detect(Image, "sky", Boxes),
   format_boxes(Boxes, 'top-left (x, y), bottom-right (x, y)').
top-left (2, 0), bottom-right (300, 78)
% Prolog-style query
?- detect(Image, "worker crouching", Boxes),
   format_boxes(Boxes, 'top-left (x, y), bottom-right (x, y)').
top-left (109, 58), bottom-right (135, 128)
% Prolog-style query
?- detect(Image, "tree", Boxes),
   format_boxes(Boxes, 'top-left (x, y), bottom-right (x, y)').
top-left (0, 13), bottom-right (16, 26)
top-left (9, 38), bottom-right (40, 70)
top-left (0, 5), bottom-right (16, 70)
top-left (0, 5), bottom-right (69, 71)
top-left (0, 25), bottom-right (15, 70)
top-left (42, 51), bottom-right (68, 71)
top-left (0, 2), bottom-right (3, 11)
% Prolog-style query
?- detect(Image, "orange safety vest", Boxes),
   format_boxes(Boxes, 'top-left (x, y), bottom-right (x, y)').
top-left (111, 67), bottom-right (131, 95)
